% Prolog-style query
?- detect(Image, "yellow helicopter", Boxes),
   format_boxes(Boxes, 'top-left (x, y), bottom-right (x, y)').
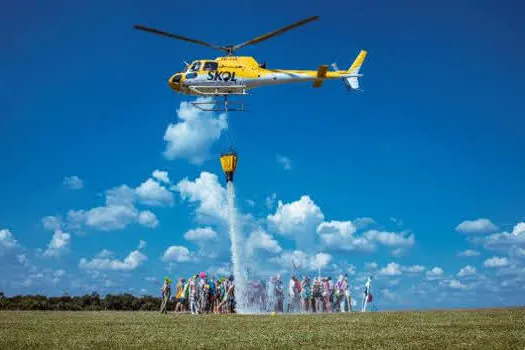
top-left (134, 16), bottom-right (367, 111)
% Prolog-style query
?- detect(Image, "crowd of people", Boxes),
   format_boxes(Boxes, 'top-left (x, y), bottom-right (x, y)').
top-left (159, 272), bottom-right (373, 314)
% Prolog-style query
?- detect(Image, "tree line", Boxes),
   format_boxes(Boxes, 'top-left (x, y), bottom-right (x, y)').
top-left (0, 292), bottom-right (173, 311)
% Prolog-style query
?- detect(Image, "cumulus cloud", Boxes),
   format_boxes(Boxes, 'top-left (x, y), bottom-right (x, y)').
top-left (403, 265), bottom-right (426, 273)
top-left (426, 267), bottom-right (444, 280)
top-left (246, 228), bottom-right (282, 256)
top-left (79, 249), bottom-right (147, 271)
top-left (365, 262), bottom-right (378, 270)
top-left (43, 229), bottom-right (71, 258)
top-left (444, 279), bottom-right (469, 290)
top-left (63, 176), bottom-right (84, 190)
top-left (276, 154), bottom-right (292, 171)
top-left (484, 257), bottom-right (509, 268)
top-left (381, 289), bottom-right (396, 300)
top-left (317, 221), bottom-right (415, 254)
top-left (458, 265), bottom-right (477, 277)
top-left (57, 179), bottom-right (165, 232)
top-left (138, 240), bottom-right (147, 250)
top-left (512, 222), bottom-right (525, 236)
top-left (455, 218), bottom-right (498, 234)
top-left (135, 179), bottom-right (174, 207)
top-left (268, 196), bottom-right (324, 236)
top-left (364, 230), bottom-right (415, 248)
top-left (152, 170), bottom-right (170, 184)
top-left (317, 220), bottom-right (372, 251)
top-left (138, 210), bottom-right (159, 228)
top-left (0, 229), bottom-right (18, 249)
top-left (379, 262), bottom-right (402, 276)
top-left (163, 99), bottom-right (228, 164)
top-left (175, 172), bottom-right (227, 224)
top-left (272, 250), bottom-right (332, 271)
top-left (483, 226), bottom-right (525, 252)
top-left (458, 249), bottom-right (480, 257)
top-left (184, 227), bottom-right (218, 242)
top-left (162, 246), bottom-right (193, 263)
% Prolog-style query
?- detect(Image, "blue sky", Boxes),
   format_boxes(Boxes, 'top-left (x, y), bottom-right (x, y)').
top-left (1, 0), bottom-right (525, 309)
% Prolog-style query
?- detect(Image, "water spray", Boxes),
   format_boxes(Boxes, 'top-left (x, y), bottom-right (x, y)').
top-left (220, 151), bottom-right (249, 313)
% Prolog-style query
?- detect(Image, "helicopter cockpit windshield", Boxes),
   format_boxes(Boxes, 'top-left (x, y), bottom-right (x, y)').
top-left (189, 61), bottom-right (201, 72)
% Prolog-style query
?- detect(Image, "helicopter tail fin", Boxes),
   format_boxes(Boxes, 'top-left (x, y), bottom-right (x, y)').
top-left (332, 50), bottom-right (367, 90)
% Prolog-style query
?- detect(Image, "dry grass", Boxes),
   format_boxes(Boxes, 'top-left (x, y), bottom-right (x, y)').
top-left (1, 308), bottom-right (524, 349)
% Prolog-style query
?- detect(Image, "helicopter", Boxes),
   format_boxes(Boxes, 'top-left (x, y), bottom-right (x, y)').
top-left (134, 16), bottom-right (367, 111)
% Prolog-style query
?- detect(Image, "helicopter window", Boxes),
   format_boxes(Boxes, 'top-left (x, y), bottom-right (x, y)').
top-left (203, 61), bottom-right (218, 71)
top-left (190, 62), bottom-right (201, 72)
top-left (186, 72), bottom-right (197, 79)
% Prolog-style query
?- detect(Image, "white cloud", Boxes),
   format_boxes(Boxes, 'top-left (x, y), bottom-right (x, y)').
top-left (379, 262), bottom-right (402, 276)
top-left (353, 217), bottom-right (375, 230)
top-left (364, 230), bottom-right (415, 248)
top-left (135, 178), bottom-right (174, 207)
top-left (138, 240), bottom-right (147, 250)
top-left (512, 222), bottom-right (525, 236)
top-left (403, 265), bottom-right (426, 273)
top-left (184, 227), bottom-right (218, 241)
top-left (152, 170), bottom-right (170, 184)
top-left (455, 218), bottom-right (498, 234)
top-left (445, 279), bottom-right (469, 290)
top-left (276, 154), bottom-right (292, 171)
top-left (317, 220), bottom-right (373, 251)
top-left (265, 193), bottom-right (277, 210)
top-left (63, 176), bottom-right (84, 190)
top-left (65, 181), bottom-right (163, 231)
top-left (458, 265), bottom-right (477, 277)
top-left (458, 249), bottom-right (480, 257)
top-left (268, 195), bottom-right (324, 236)
top-left (162, 246), bottom-right (193, 263)
top-left (163, 99), bottom-right (228, 164)
top-left (484, 256), bottom-right (509, 268)
top-left (138, 210), bottom-right (159, 228)
top-left (74, 205), bottom-right (138, 231)
top-left (426, 267), bottom-right (444, 280)
top-left (272, 250), bottom-right (332, 271)
top-left (43, 229), bottom-right (71, 258)
top-left (0, 229), bottom-right (18, 249)
top-left (42, 216), bottom-right (62, 230)
top-left (365, 262), bottom-right (378, 270)
top-left (312, 253), bottom-right (332, 270)
top-left (175, 172), bottom-right (227, 223)
top-left (381, 289), bottom-right (396, 300)
top-left (79, 249), bottom-right (147, 271)
top-left (105, 185), bottom-right (135, 206)
top-left (246, 228), bottom-right (282, 255)
top-left (347, 264), bottom-right (357, 275)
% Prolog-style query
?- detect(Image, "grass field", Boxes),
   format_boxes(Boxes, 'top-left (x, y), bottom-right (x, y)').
top-left (1, 308), bottom-right (524, 349)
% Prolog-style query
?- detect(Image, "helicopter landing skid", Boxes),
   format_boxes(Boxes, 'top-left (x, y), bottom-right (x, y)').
top-left (191, 95), bottom-right (246, 112)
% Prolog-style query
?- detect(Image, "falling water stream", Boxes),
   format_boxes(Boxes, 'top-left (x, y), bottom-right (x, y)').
top-left (226, 181), bottom-right (249, 313)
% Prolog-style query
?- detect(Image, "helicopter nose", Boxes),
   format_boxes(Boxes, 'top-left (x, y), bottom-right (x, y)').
top-left (168, 74), bottom-right (183, 90)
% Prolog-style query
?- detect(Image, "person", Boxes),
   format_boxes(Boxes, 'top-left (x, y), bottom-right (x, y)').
top-left (275, 274), bottom-right (284, 313)
top-left (189, 275), bottom-right (199, 315)
top-left (344, 275), bottom-right (352, 312)
top-left (287, 275), bottom-right (301, 312)
top-left (312, 277), bottom-right (323, 312)
top-left (322, 277), bottom-right (332, 312)
top-left (362, 276), bottom-right (372, 312)
top-left (300, 276), bottom-right (311, 312)
top-left (160, 277), bottom-right (171, 314)
top-left (175, 278), bottom-right (186, 313)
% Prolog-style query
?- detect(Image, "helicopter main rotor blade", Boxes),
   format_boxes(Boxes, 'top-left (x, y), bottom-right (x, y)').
top-left (134, 25), bottom-right (227, 53)
top-left (232, 16), bottom-right (319, 51)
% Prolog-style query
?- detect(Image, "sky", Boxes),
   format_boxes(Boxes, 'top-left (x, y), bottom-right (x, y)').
top-left (1, 0), bottom-right (525, 309)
